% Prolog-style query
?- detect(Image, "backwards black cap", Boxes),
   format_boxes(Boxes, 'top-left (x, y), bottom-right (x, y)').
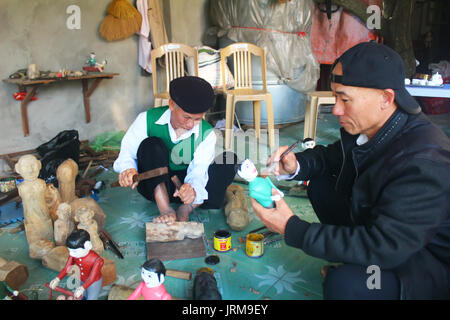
top-left (331, 41), bottom-right (421, 115)
top-left (169, 76), bottom-right (214, 114)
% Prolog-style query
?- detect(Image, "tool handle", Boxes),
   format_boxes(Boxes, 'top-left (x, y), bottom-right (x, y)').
top-left (279, 138), bottom-right (302, 161)
top-left (110, 181), bottom-right (120, 188)
top-left (110, 174), bottom-right (138, 188)
top-left (171, 175), bottom-right (183, 190)
top-left (166, 269), bottom-right (192, 281)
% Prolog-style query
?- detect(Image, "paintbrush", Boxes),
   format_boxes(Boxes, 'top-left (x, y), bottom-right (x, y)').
top-left (261, 138), bottom-right (302, 177)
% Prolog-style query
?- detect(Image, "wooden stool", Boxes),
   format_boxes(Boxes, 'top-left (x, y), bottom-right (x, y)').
top-left (303, 91), bottom-right (336, 141)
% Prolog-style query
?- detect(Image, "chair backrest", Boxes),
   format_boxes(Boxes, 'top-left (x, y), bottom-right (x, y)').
top-left (151, 43), bottom-right (199, 98)
top-left (220, 42), bottom-right (267, 93)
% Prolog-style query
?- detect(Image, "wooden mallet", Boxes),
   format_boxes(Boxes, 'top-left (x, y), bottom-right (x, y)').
top-left (110, 167), bottom-right (168, 188)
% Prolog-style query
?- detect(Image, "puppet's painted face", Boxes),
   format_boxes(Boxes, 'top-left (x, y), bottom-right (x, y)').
top-left (302, 139), bottom-right (315, 149)
top-left (141, 268), bottom-right (164, 288)
top-left (68, 241), bottom-right (92, 259)
top-left (237, 159), bottom-right (258, 182)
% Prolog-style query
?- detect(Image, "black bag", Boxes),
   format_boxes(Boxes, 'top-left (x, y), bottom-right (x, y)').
top-left (37, 130), bottom-right (80, 185)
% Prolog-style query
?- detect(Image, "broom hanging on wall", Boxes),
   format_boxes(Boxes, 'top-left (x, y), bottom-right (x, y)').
top-left (99, 0), bottom-right (142, 41)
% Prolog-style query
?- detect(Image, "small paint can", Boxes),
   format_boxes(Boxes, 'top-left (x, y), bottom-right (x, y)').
top-left (214, 230), bottom-right (231, 252)
top-left (246, 233), bottom-right (264, 258)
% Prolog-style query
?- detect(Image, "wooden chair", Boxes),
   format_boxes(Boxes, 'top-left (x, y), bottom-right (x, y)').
top-left (303, 91), bottom-right (336, 141)
top-left (220, 42), bottom-right (275, 150)
top-left (151, 43), bottom-right (198, 107)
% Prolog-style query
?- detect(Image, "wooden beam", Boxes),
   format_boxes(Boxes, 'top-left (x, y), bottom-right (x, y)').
top-left (20, 86), bottom-right (38, 136)
top-left (148, 0), bottom-right (169, 48)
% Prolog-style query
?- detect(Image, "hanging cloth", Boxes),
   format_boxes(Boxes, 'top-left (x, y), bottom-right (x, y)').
top-left (137, 0), bottom-right (152, 73)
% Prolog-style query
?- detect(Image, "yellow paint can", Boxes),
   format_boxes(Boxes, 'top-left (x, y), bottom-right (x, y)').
top-left (214, 230), bottom-right (231, 252)
top-left (246, 233), bottom-right (264, 258)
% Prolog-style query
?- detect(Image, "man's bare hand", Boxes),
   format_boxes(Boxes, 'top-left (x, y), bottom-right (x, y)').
top-left (173, 183), bottom-right (196, 204)
top-left (266, 146), bottom-right (298, 176)
top-left (250, 188), bottom-right (294, 235)
top-left (118, 168), bottom-right (139, 189)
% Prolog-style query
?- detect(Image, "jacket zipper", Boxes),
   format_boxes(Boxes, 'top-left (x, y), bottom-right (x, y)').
top-left (336, 140), bottom-right (356, 224)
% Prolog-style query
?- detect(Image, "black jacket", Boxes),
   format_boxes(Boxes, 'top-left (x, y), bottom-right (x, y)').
top-left (284, 110), bottom-right (450, 299)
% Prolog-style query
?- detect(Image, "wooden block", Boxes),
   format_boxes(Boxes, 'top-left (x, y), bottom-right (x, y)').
top-left (147, 237), bottom-right (206, 262)
top-left (29, 239), bottom-right (55, 260)
top-left (145, 221), bottom-right (204, 242)
top-left (166, 269), bottom-right (192, 281)
top-left (101, 257), bottom-right (116, 286)
top-left (0, 257), bottom-right (29, 290)
top-left (42, 246), bottom-right (69, 271)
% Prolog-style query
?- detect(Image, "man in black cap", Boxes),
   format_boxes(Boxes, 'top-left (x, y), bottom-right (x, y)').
top-left (251, 42), bottom-right (450, 299)
top-left (114, 76), bottom-right (237, 224)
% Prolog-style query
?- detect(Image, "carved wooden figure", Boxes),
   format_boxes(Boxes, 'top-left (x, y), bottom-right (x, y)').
top-left (54, 203), bottom-right (75, 246)
top-left (56, 158), bottom-right (78, 203)
top-left (74, 206), bottom-right (104, 255)
top-left (70, 197), bottom-right (106, 232)
top-left (224, 184), bottom-right (250, 231)
top-left (45, 183), bottom-right (62, 222)
top-left (15, 155), bottom-right (54, 259)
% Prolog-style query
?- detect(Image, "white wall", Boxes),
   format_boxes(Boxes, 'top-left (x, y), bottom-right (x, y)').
top-left (0, 0), bottom-right (210, 163)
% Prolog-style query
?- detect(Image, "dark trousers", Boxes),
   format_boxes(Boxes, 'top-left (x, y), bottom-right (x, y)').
top-left (307, 174), bottom-right (401, 300)
top-left (136, 137), bottom-right (237, 209)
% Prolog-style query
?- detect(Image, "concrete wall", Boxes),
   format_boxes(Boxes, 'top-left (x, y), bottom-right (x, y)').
top-left (163, 0), bottom-right (210, 47)
top-left (0, 0), bottom-right (209, 162)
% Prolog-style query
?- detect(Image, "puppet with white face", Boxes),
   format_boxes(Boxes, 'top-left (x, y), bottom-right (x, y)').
top-left (302, 138), bottom-right (316, 149)
top-left (127, 259), bottom-right (172, 300)
top-left (237, 159), bottom-right (284, 208)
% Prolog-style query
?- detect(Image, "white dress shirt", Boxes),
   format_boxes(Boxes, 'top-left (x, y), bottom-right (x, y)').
top-left (113, 108), bottom-right (217, 205)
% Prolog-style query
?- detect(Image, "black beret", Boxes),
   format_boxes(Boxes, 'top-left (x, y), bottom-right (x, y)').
top-left (169, 76), bottom-right (214, 114)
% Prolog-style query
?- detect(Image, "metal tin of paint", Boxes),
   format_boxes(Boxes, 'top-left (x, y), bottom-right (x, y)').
top-left (246, 233), bottom-right (264, 258)
top-left (214, 230), bottom-right (231, 252)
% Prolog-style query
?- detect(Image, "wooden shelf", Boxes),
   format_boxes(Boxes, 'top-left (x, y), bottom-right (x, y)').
top-left (3, 73), bottom-right (119, 136)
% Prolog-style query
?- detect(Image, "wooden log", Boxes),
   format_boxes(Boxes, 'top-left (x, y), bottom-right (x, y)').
top-left (145, 222), bottom-right (204, 243)
top-left (29, 239), bottom-right (55, 259)
top-left (166, 269), bottom-right (191, 281)
top-left (101, 257), bottom-right (116, 286)
top-left (0, 257), bottom-right (29, 290)
top-left (41, 246), bottom-right (69, 271)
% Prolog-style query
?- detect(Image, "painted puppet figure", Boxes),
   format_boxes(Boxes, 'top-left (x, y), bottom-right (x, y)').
top-left (127, 259), bottom-right (172, 300)
top-left (237, 159), bottom-right (284, 208)
top-left (50, 229), bottom-right (104, 300)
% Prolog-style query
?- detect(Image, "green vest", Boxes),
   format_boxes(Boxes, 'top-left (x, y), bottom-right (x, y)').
top-left (146, 106), bottom-right (213, 171)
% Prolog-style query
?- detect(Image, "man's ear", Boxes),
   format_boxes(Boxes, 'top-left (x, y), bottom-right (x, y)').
top-left (168, 99), bottom-right (175, 111)
top-left (381, 89), bottom-right (396, 110)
